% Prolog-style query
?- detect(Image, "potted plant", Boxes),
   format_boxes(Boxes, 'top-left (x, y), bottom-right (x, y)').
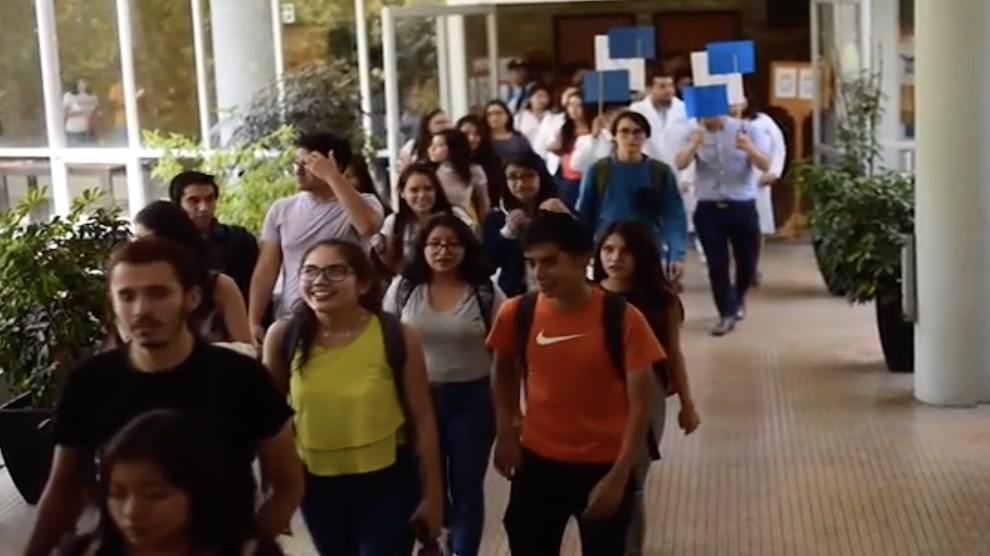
top-left (0, 188), bottom-right (131, 503)
top-left (145, 126), bottom-right (298, 234)
top-left (811, 170), bottom-right (915, 372)
top-left (795, 70), bottom-right (885, 296)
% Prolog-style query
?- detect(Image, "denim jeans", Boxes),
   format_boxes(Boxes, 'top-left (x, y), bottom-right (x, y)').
top-left (300, 446), bottom-right (420, 556)
top-left (432, 377), bottom-right (496, 556)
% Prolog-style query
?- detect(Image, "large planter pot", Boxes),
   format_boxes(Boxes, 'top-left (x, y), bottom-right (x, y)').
top-left (0, 393), bottom-right (54, 504)
top-left (812, 237), bottom-right (847, 297)
top-left (875, 295), bottom-right (914, 373)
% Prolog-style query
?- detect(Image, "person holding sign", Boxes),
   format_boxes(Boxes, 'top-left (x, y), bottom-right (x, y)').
top-left (674, 85), bottom-right (770, 337)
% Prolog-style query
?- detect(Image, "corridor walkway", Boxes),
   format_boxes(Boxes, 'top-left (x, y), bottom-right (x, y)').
top-left (3, 242), bottom-right (990, 555)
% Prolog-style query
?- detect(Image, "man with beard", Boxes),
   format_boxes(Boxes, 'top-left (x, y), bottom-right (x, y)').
top-left (22, 237), bottom-right (303, 556)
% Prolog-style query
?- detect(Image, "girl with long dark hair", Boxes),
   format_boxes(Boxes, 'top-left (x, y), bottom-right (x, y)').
top-left (592, 220), bottom-right (699, 556)
top-left (483, 99), bottom-right (535, 161)
top-left (457, 114), bottom-right (505, 208)
top-left (133, 201), bottom-right (253, 345)
top-left (65, 409), bottom-right (283, 556)
top-left (514, 83), bottom-right (552, 145)
top-left (262, 239), bottom-right (442, 556)
top-left (372, 163), bottom-right (473, 272)
top-left (384, 214), bottom-right (505, 556)
top-left (428, 129), bottom-right (490, 222)
top-left (399, 109), bottom-right (451, 171)
top-left (545, 91), bottom-right (591, 210)
top-left (480, 152), bottom-right (567, 296)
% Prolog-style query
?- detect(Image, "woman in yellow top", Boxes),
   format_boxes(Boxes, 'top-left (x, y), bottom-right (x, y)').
top-left (263, 239), bottom-right (442, 556)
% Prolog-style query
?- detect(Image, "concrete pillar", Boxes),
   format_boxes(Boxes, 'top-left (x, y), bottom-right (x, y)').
top-left (914, 0), bottom-right (990, 405)
top-left (209, 0), bottom-right (276, 136)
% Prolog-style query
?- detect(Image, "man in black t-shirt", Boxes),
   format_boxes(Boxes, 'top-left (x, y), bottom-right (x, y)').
top-left (22, 237), bottom-right (302, 556)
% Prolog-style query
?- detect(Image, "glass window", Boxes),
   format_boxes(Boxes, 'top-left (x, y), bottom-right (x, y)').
top-left (899, 0), bottom-right (914, 138)
top-left (0, 2), bottom-right (46, 147)
top-left (815, 1), bottom-right (864, 149)
top-left (131, 2), bottom-right (201, 144)
top-left (67, 164), bottom-right (128, 211)
top-left (0, 161), bottom-right (54, 221)
top-left (54, 0), bottom-right (126, 148)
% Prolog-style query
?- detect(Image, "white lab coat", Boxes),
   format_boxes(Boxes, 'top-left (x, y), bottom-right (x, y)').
top-left (532, 112), bottom-right (567, 175)
top-left (515, 109), bottom-right (548, 146)
top-left (628, 97), bottom-right (688, 159)
top-left (751, 112), bottom-right (787, 234)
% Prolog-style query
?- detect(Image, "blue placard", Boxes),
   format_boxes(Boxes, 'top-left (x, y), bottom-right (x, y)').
top-left (582, 70), bottom-right (631, 105)
top-left (607, 26), bottom-right (657, 60)
top-left (705, 40), bottom-right (756, 75)
top-left (682, 85), bottom-right (730, 118)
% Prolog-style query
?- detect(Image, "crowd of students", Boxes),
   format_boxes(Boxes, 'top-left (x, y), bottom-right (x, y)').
top-left (18, 64), bottom-right (790, 556)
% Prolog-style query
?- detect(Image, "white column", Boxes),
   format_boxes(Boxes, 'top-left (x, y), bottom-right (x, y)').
top-left (870, 0), bottom-right (901, 168)
top-left (445, 15), bottom-right (469, 118)
top-left (209, 0), bottom-right (277, 140)
top-left (914, 0), bottom-right (990, 405)
top-left (353, 0), bottom-right (374, 148)
top-left (191, 0), bottom-right (213, 146)
top-left (35, 0), bottom-right (71, 217)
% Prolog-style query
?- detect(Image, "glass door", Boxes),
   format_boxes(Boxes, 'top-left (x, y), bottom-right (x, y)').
top-left (811, 0), bottom-right (871, 157)
top-left (381, 4), bottom-right (498, 187)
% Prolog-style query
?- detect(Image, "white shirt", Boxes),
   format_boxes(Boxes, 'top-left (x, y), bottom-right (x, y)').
top-left (515, 109), bottom-right (548, 145)
top-left (62, 91), bottom-right (99, 134)
top-left (532, 112), bottom-right (566, 175)
top-left (629, 97), bottom-right (695, 184)
top-left (750, 113), bottom-right (787, 179)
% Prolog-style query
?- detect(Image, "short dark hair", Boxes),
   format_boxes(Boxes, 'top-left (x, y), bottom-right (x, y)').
top-left (611, 110), bottom-right (652, 139)
top-left (296, 132), bottom-right (354, 171)
top-left (520, 211), bottom-right (593, 255)
top-left (107, 236), bottom-right (201, 292)
top-left (95, 409), bottom-right (258, 552)
top-left (648, 64), bottom-right (675, 83)
top-left (168, 171), bottom-right (218, 203)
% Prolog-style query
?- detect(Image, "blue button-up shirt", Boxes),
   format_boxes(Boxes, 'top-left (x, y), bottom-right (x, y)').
top-left (679, 118), bottom-right (771, 202)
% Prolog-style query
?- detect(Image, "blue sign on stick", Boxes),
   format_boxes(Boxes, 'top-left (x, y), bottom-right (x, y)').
top-left (607, 26), bottom-right (657, 60)
top-left (705, 40), bottom-right (756, 75)
top-left (683, 85), bottom-right (730, 118)
top-left (582, 70), bottom-right (632, 105)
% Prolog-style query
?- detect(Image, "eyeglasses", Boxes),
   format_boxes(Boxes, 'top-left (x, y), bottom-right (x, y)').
top-left (506, 171), bottom-right (538, 182)
top-left (616, 128), bottom-right (645, 137)
top-left (425, 241), bottom-right (464, 253)
top-left (300, 264), bottom-right (353, 282)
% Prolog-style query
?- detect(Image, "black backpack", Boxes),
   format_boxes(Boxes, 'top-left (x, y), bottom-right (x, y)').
top-left (394, 277), bottom-right (496, 332)
top-left (513, 290), bottom-right (627, 378)
top-left (277, 312), bottom-right (412, 435)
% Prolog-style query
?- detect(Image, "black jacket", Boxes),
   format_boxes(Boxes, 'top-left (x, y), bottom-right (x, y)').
top-left (208, 221), bottom-right (259, 302)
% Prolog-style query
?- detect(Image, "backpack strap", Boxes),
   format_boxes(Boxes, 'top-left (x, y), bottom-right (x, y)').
top-left (395, 277), bottom-right (416, 316)
top-left (513, 291), bottom-right (539, 374)
top-left (472, 281), bottom-right (495, 333)
top-left (379, 312), bottom-right (412, 437)
top-left (277, 317), bottom-right (302, 372)
top-left (601, 291), bottom-right (627, 378)
top-left (593, 157), bottom-right (612, 200)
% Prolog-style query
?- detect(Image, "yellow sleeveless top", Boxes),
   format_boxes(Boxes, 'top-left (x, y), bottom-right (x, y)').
top-left (288, 315), bottom-right (405, 476)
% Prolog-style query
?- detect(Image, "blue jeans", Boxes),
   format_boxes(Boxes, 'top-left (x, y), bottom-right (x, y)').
top-left (693, 200), bottom-right (760, 317)
top-left (300, 446), bottom-right (420, 556)
top-left (432, 377), bottom-right (496, 556)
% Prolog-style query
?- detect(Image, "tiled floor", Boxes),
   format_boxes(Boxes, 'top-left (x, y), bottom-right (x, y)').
top-left (4, 242), bottom-right (990, 555)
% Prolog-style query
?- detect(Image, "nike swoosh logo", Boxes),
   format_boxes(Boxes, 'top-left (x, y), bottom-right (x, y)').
top-left (535, 331), bottom-right (586, 346)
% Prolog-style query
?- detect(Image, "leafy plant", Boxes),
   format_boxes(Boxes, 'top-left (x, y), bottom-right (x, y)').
top-left (0, 188), bottom-right (131, 407)
top-left (225, 60), bottom-right (371, 151)
top-left (794, 69), bottom-right (914, 305)
top-left (812, 171), bottom-right (914, 304)
top-left (145, 125), bottom-right (297, 234)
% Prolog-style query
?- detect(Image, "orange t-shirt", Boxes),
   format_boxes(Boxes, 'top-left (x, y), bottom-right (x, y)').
top-left (486, 288), bottom-right (665, 464)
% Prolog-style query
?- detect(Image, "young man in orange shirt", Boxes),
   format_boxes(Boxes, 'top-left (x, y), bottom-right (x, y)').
top-left (486, 211), bottom-right (664, 556)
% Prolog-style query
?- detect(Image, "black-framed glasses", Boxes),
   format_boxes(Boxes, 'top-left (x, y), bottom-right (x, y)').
top-left (425, 241), bottom-right (464, 253)
top-left (300, 264), bottom-right (353, 282)
top-left (506, 171), bottom-right (538, 182)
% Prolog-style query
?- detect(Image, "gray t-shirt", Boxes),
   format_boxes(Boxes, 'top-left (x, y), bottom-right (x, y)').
top-left (261, 191), bottom-right (384, 311)
top-left (383, 278), bottom-right (505, 383)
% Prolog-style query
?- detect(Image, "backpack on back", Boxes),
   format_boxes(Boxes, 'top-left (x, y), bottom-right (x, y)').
top-left (394, 277), bottom-right (496, 332)
top-left (591, 157), bottom-right (673, 201)
top-left (512, 290), bottom-right (627, 378)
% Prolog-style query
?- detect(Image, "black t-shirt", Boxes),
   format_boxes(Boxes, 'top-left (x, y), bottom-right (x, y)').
top-left (53, 341), bottom-right (293, 468)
